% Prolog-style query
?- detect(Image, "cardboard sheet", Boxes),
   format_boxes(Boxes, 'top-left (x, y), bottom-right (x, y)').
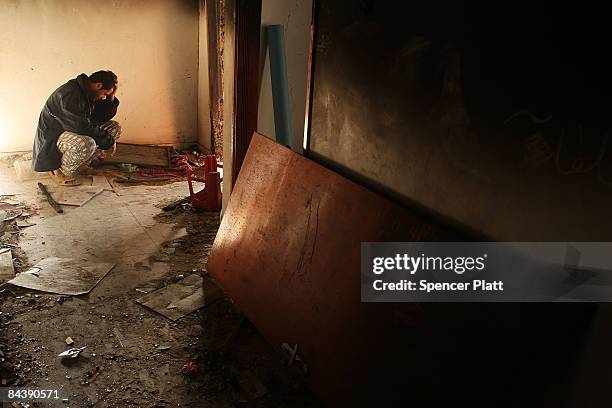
top-left (136, 274), bottom-right (222, 321)
top-left (45, 186), bottom-right (104, 207)
top-left (8, 257), bottom-right (115, 295)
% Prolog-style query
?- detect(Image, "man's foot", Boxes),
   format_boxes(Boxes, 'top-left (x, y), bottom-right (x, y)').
top-left (50, 170), bottom-right (81, 186)
top-left (77, 163), bottom-right (96, 175)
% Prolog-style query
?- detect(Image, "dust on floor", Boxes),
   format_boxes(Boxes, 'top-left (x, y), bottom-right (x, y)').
top-left (0, 159), bottom-right (321, 408)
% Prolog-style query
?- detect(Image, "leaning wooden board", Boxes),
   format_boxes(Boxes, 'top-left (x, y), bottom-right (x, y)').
top-left (206, 133), bottom-right (459, 406)
top-left (102, 143), bottom-right (170, 167)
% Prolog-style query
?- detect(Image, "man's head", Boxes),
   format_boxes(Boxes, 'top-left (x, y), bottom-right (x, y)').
top-left (88, 70), bottom-right (117, 100)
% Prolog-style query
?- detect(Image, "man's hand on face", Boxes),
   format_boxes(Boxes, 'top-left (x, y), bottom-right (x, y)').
top-left (107, 83), bottom-right (118, 101)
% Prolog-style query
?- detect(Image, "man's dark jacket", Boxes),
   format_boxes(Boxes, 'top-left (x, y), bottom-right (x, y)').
top-left (32, 73), bottom-right (119, 172)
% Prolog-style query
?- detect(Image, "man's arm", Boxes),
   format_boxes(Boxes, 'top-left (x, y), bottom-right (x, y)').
top-left (53, 92), bottom-right (115, 150)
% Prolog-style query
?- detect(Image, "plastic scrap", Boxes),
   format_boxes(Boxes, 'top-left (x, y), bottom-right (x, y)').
top-left (58, 346), bottom-right (87, 359)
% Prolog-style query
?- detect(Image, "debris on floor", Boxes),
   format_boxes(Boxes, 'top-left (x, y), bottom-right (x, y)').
top-left (162, 196), bottom-right (191, 212)
top-left (15, 219), bottom-right (36, 228)
top-left (0, 203), bottom-right (22, 221)
top-left (0, 247), bottom-right (15, 281)
top-left (180, 360), bottom-right (201, 376)
top-left (0, 156), bottom-right (321, 408)
top-left (8, 257), bottom-right (115, 295)
top-left (58, 346), bottom-right (87, 359)
top-left (80, 366), bottom-right (101, 385)
top-left (136, 274), bottom-right (222, 321)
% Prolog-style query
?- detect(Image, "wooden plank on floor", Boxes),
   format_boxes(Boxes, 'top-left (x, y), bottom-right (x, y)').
top-left (103, 143), bottom-right (170, 167)
top-left (91, 175), bottom-right (113, 190)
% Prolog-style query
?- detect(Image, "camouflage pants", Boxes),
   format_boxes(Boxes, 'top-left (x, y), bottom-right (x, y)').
top-left (56, 120), bottom-right (122, 176)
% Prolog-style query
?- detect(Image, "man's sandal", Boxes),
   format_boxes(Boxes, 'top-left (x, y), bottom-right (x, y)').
top-left (50, 170), bottom-right (81, 186)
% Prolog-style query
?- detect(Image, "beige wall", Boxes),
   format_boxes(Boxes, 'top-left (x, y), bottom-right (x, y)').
top-left (0, 0), bottom-right (199, 152)
top-left (197, 0), bottom-right (212, 152)
top-left (258, 0), bottom-right (312, 153)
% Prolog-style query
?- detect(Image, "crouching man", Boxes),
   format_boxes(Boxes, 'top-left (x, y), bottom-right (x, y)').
top-left (32, 70), bottom-right (122, 186)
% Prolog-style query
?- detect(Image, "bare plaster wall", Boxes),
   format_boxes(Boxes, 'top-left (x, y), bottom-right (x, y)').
top-left (0, 0), bottom-right (199, 152)
top-left (258, 0), bottom-right (312, 152)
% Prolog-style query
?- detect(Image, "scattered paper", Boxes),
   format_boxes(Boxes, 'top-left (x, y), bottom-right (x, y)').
top-left (8, 257), bottom-right (115, 295)
top-left (136, 274), bottom-right (222, 321)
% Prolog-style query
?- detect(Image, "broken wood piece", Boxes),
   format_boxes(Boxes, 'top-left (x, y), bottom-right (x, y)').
top-left (0, 201), bottom-right (18, 210)
top-left (2, 209), bottom-right (22, 222)
top-left (37, 182), bottom-right (63, 213)
top-left (0, 203), bottom-right (23, 221)
top-left (0, 248), bottom-right (15, 282)
top-left (106, 178), bottom-right (123, 196)
top-left (16, 219), bottom-right (36, 228)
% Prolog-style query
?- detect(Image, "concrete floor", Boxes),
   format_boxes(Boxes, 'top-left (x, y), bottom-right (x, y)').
top-left (0, 159), bottom-right (321, 408)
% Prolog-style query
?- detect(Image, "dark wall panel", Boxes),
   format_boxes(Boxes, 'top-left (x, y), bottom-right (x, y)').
top-left (309, 0), bottom-right (612, 240)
